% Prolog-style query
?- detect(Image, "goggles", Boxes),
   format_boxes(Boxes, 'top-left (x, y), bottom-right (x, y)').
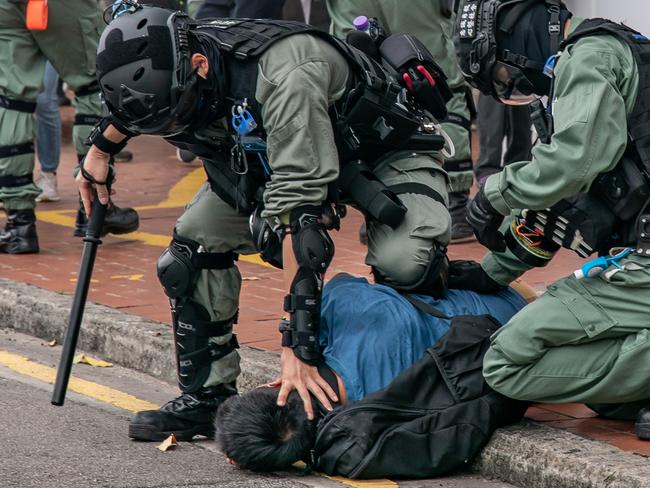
top-left (103, 0), bottom-right (143, 24)
top-left (491, 61), bottom-right (540, 105)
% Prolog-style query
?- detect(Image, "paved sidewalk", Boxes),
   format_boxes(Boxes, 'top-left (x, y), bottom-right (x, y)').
top-left (1, 109), bottom-right (648, 463)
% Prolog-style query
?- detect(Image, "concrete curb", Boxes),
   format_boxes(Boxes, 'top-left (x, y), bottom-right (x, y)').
top-left (0, 278), bottom-right (279, 392)
top-left (1, 278), bottom-right (649, 487)
top-left (475, 421), bottom-right (650, 487)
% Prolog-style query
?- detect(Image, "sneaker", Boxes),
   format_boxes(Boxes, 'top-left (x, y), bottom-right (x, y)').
top-left (128, 384), bottom-right (236, 442)
top-left (35, 172), bottom-right (60, 202)
top-left (176, 148), bottom-right (196, 163)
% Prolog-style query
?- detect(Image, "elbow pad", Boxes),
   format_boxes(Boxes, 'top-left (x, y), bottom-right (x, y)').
top-left (280, 206), bottom-right (335, 364)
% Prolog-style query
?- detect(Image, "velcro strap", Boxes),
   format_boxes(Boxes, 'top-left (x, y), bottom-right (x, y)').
top-left (0, 142), bottom-right (34, 159)
top-left (388, 183), bottom-right (446, 206)
top-left (294, 331), bottom-right (317, 347)
top-left (284, 293), bottom-right (318, 313)
top-left (443, 158), bottom-right (473, 173)
top-left (0, 94), bottom-right (36, 113)
top-left (178, 336), bottom-right (240, 374)
top-left (177, 311), bottom-right (238, 338)
top-left (280, 329), bottom-right (317, 348)
top-left (193, 251), bottom-right (238, 269)
top-left (87, 127), bottom-right (129, 156)
top-left (443, 112), bottom-right (472, 131)
top-left (74, 80), bottom-right (101, 98)
top-left (75, 114), bottom-right (103, 126)
top-left (0, 172), bottom-right (34, 188)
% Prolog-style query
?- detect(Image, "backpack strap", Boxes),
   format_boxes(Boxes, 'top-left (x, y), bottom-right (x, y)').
top-left (402, 294), bottom-right (449, 319)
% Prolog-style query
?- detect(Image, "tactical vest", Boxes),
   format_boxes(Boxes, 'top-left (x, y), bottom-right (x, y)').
top-left (168, 19), bottom-right (444, 221)
top-left (539, 19), bottom-right (650, 253)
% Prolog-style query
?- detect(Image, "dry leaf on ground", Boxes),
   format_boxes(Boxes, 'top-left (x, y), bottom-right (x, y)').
top-left (72, 354), bottom-right (113, 368)
top-left (157, 434), bottom-right (178, 452)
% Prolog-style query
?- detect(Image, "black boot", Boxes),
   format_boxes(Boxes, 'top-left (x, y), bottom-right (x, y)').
top-left (74, 201), bottom-right (139, 237)
top-left (449, 191), bottom-right (476, 244)
top-left (0, 209), bottom-right (39, 254)
top-left (128, 383), bottom-right (237, 441)
top-left (636, 408), bottom-right (650, 440)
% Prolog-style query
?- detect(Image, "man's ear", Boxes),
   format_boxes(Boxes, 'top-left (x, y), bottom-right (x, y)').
top-left (191, 53), bottom-right (209, 79)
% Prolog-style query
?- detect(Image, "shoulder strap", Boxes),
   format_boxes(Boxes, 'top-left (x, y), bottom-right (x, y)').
top-left (191, 18), bottom-right (391, 83)
top-left (402, 294), bottom-right (449, 319)
top-left (561, 18), bottom-right (625, 49)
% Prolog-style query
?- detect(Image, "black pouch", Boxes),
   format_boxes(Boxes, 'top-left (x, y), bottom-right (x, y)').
top-left (339, 160), bottom-right (407, 228)
top-left (343, 83), bottom-right (421, 148)
top-left (379, 34), bottom-right (452, 119)
top-left (592, 152), bottom-right (650, 221)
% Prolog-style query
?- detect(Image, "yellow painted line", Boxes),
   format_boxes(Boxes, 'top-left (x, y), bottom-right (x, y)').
top-left (36, 209), bottom-right (270, 268)
top-left (36, 167), bottom-right (270, 268)
top-left (110, 274), bottom-right (144, 281)
top-left (0, 351), bottom-right (159, 413)
top-left (293, 462), bottom-right (398, 487)
top-left (155, 166), bottom-right (206, 208)
top-left (322, 475), bottom-right (398, 488)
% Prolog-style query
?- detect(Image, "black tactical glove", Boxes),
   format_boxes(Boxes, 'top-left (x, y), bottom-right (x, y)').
top-left (466, 187), bottom-right (506, 252)
top-left (448, 260), bottom-right (505, 294)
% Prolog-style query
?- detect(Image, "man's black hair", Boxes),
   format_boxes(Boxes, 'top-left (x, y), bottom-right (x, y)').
top-left (216, 387), bottom-right (316, 472)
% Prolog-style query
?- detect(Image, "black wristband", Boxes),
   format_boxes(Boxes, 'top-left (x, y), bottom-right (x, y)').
top-left (86, 119), bottom-right (129, 156)
top-left (108, 115), bottom-right (140, 139)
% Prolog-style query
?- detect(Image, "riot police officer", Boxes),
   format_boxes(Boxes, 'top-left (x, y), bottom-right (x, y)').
top-left (452, 0), bottom-right (650, 439)
top-left (79, 2), bottom-right (453, 441)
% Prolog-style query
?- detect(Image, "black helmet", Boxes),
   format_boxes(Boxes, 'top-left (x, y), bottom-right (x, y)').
top-left (97, 3), bottom-right (200, 135)
top-left (454, 0), bottom-right (570, 105)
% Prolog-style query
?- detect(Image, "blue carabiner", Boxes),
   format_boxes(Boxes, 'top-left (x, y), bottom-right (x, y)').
top-left (231, 108), bottom-right (257, 136)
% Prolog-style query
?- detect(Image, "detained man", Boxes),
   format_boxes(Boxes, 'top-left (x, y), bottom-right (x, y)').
top-left (216, 274), bottom-right (529, 471)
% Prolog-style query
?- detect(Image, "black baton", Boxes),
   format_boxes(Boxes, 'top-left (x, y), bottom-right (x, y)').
top-left (51, 194), bottom-right (108, 406)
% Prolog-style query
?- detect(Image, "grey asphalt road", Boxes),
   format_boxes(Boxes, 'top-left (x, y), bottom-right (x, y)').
top-left (0, 328), bottom-right (517, 488)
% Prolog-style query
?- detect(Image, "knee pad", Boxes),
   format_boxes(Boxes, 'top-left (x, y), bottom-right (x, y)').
top-left (157, 232), bottom-right (238, 299)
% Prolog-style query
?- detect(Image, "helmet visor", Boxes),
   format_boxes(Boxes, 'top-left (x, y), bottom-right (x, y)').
top-left (491, 61), bottom-right (540, 105)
